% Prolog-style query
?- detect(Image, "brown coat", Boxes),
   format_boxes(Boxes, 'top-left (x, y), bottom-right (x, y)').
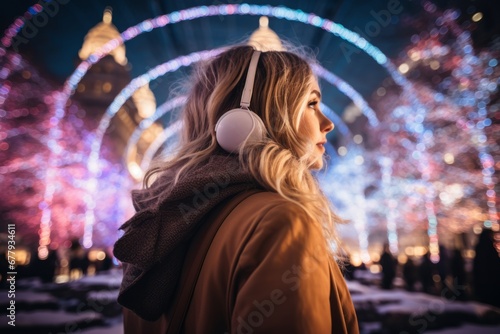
top-left (123, 191), bottom-right (359, 333)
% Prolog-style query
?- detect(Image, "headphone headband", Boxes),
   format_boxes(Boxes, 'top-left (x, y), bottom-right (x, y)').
top-left (214, 49), bottom-right (266, 153)
top-left (240, 50), bottom-right (261, 109)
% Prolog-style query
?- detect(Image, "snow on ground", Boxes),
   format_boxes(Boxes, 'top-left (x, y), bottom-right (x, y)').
top-left (11, 310), bottom-right (101, 326)
top-left (80, 322), bottom-right (123, 334)
top-left (346, 278), bottom-right (500, 333)
top-left (87, 289), bottom-right (119, 303)
top-left (73, 269), bottom-right (122, 287)
top-left (426, 324), bottom-right (500, 334)
top-left (0, 290), bottom-right (57, 304)
top-left (352, 287), bottom-right (497, 318)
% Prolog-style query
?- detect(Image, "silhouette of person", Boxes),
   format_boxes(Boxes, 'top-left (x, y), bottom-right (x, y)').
top-left (96, 251), bottom-right (114, 272)
top-left (36, 249), bottom-right (59, 283)
top-left (69, 239), bottom-right (89, 278)
top-left (450, 248), bottom-right (467, 300)
top-left (403, 257), bottom-right (417, 291)
top-left (0, 252), bottom-right (8, 288)
top-left (419, 252), bottom-right (435, 294)
top-left (437, 244), bottom-right (450, 291)
top-left (379, 243), bottom-right (396, 289)
top-left (473, 228), bottom-right (500, 308)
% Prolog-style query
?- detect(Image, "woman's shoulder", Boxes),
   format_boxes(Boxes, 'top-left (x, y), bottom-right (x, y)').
top-left (236, 191), bottom-right (317, 234)
top-left (242, 191), bottom-right (309, 217)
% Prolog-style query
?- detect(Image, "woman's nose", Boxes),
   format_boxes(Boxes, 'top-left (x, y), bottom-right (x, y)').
top-left (320, 112), bottom-right (334, 133)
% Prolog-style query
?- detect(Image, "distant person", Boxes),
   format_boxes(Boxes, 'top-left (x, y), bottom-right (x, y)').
top-left (450, 248), bottom-right (467, 300)
top-left (419, 252), bottom-right (435, 294)
top-left (379, 243), bottom-right (396, 289)
top-left (0, 252), bottom-right (8, 288)
top-left (437, 244), bottom-right (450, 291)
top-left (473, 228), bottom-right (500, 308)
top-left (96, 251), bottom-right (114, 272)
top-left (69, 239), bottom-right (89, 279)
top-left (403, 257), bottom-right (417, 291)
top-left (37, 249), bottom-right (59, 283)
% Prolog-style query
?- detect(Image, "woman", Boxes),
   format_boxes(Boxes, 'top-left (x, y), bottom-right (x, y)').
top-left (114, 45), bottom-right (359, 333)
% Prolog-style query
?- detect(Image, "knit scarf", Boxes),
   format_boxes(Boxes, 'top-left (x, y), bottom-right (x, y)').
top-left (113, 154), bottom-right (257, 321)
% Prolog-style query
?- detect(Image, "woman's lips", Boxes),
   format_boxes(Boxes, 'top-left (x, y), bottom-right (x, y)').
top-left (316, 142), bottom-right (326, 151)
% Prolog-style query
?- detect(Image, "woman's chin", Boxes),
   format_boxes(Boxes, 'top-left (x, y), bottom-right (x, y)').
top-left (309, 158), bottom-right (323, 170)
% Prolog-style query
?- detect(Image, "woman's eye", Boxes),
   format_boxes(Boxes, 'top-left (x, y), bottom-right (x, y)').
top-left (308, 100), bottom-right (319, 109)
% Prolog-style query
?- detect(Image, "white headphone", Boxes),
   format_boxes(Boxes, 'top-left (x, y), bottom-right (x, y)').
top-left (215, 50), bottom-right (266, 153)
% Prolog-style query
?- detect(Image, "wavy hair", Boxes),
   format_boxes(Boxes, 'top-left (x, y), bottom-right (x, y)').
top-left (143, 45), bottom-right (343, 250)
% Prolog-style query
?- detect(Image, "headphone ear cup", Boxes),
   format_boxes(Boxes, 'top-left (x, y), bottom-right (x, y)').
top-left (215, 108), bottom-right (266, 152)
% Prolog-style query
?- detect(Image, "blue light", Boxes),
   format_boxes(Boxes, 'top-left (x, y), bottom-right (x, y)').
top-left (390, 123), bottom-right (400, 132)
top-left (434, 93), bottom-right (444, 102)
top-left (170, 11), bottom-right (181, 22)
top-left (239, 3), bottom-right (250, 13)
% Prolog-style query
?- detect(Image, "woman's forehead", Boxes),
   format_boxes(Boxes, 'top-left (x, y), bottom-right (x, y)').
top-left (309, 78), bottom-right (321, 96)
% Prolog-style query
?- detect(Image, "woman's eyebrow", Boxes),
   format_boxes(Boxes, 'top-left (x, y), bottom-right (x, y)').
top-left (311, 90), bottom-right (322, 99)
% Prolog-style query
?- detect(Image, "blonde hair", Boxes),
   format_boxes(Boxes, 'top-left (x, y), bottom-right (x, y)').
top-left (144, 45), bottom-right (342, 250)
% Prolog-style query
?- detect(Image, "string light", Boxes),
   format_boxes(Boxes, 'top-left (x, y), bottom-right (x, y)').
top-left (141, 120), bottom-right (182, 171)
top-left (434, 10), bottom-right (499, 245)
top-left (83, 51), bottom-right (370, 246)
top-left (380, 157), bottom-right (399, 254)
top-left (35, 4), bottom-right (419, 248)
top-left (2, 3), bottom-right (496, 256)
top-left (1, 62), bottom-right (132, 253)
top-left (312, 64), bottom-right (379, 126)
top-left (43, 2), bottom-right (389, 252)
top-left (124, 96), bottom-right (186, 175)
top-left (321, 145), bottom-right (371, 262)
top-left (0, 2), bottom-right (46, 107)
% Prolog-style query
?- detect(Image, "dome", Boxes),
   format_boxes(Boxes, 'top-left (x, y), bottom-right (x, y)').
top-left (78, 8), bottom-right (127, 65)
top-left (248, 16), bottom-right (285, 52)
top-left (133, 83), bottom-right (156, 119)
